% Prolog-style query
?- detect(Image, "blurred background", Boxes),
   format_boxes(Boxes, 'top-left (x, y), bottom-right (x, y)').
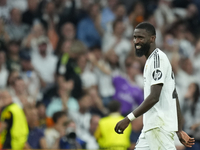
top-left (0, 0), bottom-right (200, 149)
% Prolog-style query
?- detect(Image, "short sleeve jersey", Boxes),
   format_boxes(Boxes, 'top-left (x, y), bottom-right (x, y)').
top-left (143, 48), bottom-right (178, 132)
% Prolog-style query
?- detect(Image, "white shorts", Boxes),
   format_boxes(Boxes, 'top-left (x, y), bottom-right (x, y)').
top-left (135, 127), bottom-right (176, 150)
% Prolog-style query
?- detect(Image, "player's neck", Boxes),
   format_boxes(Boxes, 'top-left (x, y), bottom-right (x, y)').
top-left (145, 44), bottom-right (156, 59)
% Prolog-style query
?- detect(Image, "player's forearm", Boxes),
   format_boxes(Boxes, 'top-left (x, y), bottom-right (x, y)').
top-left (131, 84), bottom-right (162, 118)
top-left (176, 93), bottom-right (183, 132)
top-left (132, 94), bottom-right (159, 118)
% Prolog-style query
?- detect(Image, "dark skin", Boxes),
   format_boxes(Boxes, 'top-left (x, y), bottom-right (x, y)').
top-left (114, 28), bottom-right (195, 148)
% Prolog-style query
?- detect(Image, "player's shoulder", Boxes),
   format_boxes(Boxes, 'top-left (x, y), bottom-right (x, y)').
top-left (149, 48), bottom-right (167, 59)
top-left (157, 48), bottom-right (168, 59)
top-left (148, 48), bottom-right (169, 66)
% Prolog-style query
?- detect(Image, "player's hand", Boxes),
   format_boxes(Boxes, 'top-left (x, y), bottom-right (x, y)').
top-left (177, 130), bottom-right (195, 147)
top-left (114, 117), bottom-right (130, 134)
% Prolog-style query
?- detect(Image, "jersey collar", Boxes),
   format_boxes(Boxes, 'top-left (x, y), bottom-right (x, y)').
top-left (148, 48), bottom-right (158, 60)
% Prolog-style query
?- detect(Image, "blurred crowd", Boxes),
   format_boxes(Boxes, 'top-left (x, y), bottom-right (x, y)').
top-left (0, 0), bottom-right (200, 149)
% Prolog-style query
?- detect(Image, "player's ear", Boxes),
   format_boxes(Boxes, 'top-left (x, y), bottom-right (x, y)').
top-left (150, 35), bottom-right (156, 43)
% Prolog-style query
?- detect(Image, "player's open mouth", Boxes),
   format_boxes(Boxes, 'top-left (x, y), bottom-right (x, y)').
top-left (136, 45), bottom-right (141, 49)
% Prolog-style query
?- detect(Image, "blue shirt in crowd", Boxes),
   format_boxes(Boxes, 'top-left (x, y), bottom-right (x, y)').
top-left (28, 127), bottom-right (44, 149)
top-left (77, 17), bottom-right (101, 48)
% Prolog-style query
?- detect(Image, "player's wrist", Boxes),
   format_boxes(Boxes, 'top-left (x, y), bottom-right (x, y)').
top-left (176, 130), bottom-right (183, 134)
top-left (127, 112), bottom-right (136, 121)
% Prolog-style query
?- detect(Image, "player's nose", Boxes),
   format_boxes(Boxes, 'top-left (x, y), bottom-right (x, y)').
top-left (133, 38), bottom-right (140, 44)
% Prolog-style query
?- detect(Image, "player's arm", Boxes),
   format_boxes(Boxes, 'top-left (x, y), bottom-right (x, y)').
top-left (174, 89), bottom-right (183, 132)
top-left (131, 84), bottom-right (162, 117)
top-left (115, 84), bottom-right (163, 134)
top-left (174, 89), bottom-right (195, 147)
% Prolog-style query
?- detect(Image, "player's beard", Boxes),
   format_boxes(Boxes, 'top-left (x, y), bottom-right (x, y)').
top-left (135, 42), bottom-right (151, 57)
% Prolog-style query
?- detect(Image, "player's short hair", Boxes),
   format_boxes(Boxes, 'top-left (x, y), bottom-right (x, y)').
top-left (52, 111), bottom-right (66, 123)
top-left (135, 22), bottom-right (156, 36)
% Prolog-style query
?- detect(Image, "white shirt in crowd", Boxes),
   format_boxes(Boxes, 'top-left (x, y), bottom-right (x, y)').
top-left (102, 33), bottom-right (132, 69)
top-left (81, 63), bottom-right (97, 89)
top-left (105, 18), bottom-right (134, 39)
top-left (191, 52), bottom-right (200, 86)
top-left (81, 132), bottom-right (99, 150)
top-left (32, 53), bottom-right (58, 85)
top-left (0, 65), bottom-right (9, 88)
top-left (69, 111), bottom-right (91, 142)
top-left (44, 128), bottom-right (60, 149)
top-left (94, 60), bottom-right (115, 98)
top-left (175, 69), bottom-right (196, 108)
top-left (143, 48), bottom-right (178, 132)
top-left (7, 0), bottom-right (28, 12)
top-left (0, 4), bottom-right (11, 22)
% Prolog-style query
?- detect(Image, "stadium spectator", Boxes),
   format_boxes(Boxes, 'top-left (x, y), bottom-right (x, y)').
top-left (60, 22), bottom-right (76, 42)
top-left (0, 50), bottom-right (8, 88)
top-left (192, 39), bottom-right (200, 86)
top-left (6, 40), bottom-right (21, 71)
top-left (22, 22), bottom-right (46, 49)
top-left (24, 104), bottom-right (47, 149)
top-left (105, 3), bottom-right (134, 39)
top-left (36, 102), bottom-right (49, 129)
top-left (77, 53), bottom-right (97, 90)
top-left (83, 114), bottom-right (101, 150)
top-left (5, 8), bottom-right (29, 41)
top-left (0, 18), bottom-right (10, 43)
top-left (101, 0), bottom-right (118, 29)
top-left (77, 3), bottom-right (103, 48)
top-left (58, 0), bottom-right (77, 26)
top-left (7, 0), bottom-right (27, 12)
top-left (146, 13), bottom-right (163, 49)
top-left (173, 21), bottom-right (195, 58)
top-left (41, 1), bottom-right (59, 29)
top-left (95, 100), bottom-right (131, 149)
top-left (39, 1), bottom-right (60, 50)
top-left (46, 77), bottom-right (79, 117)
top-left (154, 0), bottom-right (177, 29)
top-left (162, 33), bottom-right (179, 60)
top-left (185, 3), bottom-right (200, 38)
top-left (20, 50), bottom-right (41, 100)
top-left (56, 40), bottom-right (85, 99)
top-left (88, 47), bottom-right (116, 106)
top-left (31, 36), bottom-right (58, 90)
top-left (22, 0), bottom-right (39, 27)
top-left (87, 87), bottom-right (108, 117)
top-left (44, 111), bottom-right (68, 149)
top-left (10, 77), bottom-right (34, 108)
top-left (102, 19), bottom-right (132, 70)
top-left (112, 57), bottom-right (144, 116)
top-left (59, 119), bottom-right (86, 149)
top-left (75, 0), bottom-right (91, 24)
top-left (175, 57), bottom-right (196, 107)
top-left (0, 90), bottom-right (29, 149)
top-left (128, 1), bottom-right (145, 29)
top-left (69, 92), bottom-right (92, 142)
top-left (6, 70), bottom-right (20, 92)
top-left (56, 22), bottom-right (76, 55)
top-left (182, 83), bottom-right (200, 150)
top-left (0, 0), bottom-right (11, 23)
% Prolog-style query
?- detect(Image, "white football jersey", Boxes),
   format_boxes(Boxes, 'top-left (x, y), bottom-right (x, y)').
top-left (143, 48), bottom-right (178, 132)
